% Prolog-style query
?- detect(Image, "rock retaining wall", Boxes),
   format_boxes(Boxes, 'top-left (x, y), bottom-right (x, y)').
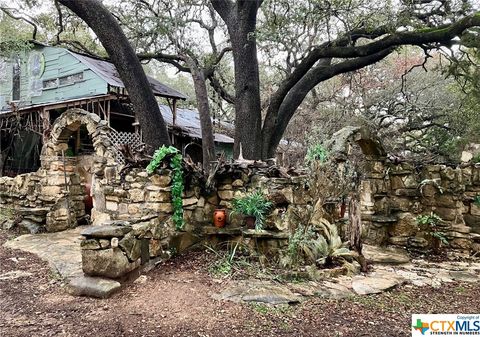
top-left (362, 162), bottom-right (480, 254)
top-left (0, 156), bottom-right (85, 233)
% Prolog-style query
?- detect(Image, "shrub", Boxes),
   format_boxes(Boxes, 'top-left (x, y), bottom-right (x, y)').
top-left (286, 219), bottom-right (353, 268)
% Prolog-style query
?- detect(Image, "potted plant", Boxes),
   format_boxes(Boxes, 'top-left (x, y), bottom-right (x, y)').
top-left (231, 190), bottom-right (273, 230)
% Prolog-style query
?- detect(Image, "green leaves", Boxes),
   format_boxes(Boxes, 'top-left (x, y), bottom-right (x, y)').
top-left (231, 190), bottom-right (273, 230)
top-left (305, 144), bottom-right (329, 165)
top-left (146, 146), bottom-right (184, 230)
top-left (416, 212), bottom-right (449, 246)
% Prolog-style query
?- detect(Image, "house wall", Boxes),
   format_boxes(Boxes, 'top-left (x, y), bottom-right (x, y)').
top-left (0, 46), bottom-right (108, 111)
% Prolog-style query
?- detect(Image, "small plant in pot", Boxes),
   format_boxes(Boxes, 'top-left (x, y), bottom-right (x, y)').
top-left (231, 190), bottom-right (273, 230)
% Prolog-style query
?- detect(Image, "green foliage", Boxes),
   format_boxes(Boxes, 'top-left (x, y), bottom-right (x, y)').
top-left (231, 190), bottom-right (273, 230)
top-left (146, 146), bottom-right (184, 230)
top-left (0, 40), bottom-right (32, 57)
top-left (286, 219), bottom-right (353, 267)
top-left (416, 213), bottom-right (443, 227)
top-left (416, 213), bottom-right (449, 246)
top-left (305, 144), bottom-right (329, 164)
top-left (473, 154), bottom-right (480, 164)
top-left (474, 195), bottom-right (480, 206)
top-left (205, 242), bottom-right (251, 278)
top-left (0, 207), bottom-right (15, 222)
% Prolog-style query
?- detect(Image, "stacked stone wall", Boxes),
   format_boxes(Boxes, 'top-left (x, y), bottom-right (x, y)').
top-left (361, 162), bottom-right (480, 253)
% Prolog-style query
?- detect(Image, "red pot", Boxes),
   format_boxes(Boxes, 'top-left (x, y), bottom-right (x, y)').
top-left (213, 209), bottom-right (227, 228)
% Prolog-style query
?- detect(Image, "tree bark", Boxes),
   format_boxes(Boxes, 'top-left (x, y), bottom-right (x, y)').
top-left (212, 0), bottom-right (262, 159)
top-left (187, 59), bottom-right (216, 172)
top-left (58, 0), bottom-right (171, 150)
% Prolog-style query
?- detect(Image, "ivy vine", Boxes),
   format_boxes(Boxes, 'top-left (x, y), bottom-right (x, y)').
top-left (146, 146), bottom-right (184, 230)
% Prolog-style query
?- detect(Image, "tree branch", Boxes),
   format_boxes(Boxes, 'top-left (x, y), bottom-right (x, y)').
top-left (0, 7), bottom-right (38, 40)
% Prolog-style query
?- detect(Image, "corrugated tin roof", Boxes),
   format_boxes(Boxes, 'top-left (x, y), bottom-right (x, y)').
top-left (68, 51), bottom-right (187, 100)
top-left (159, 105), bottom-right (234, 144)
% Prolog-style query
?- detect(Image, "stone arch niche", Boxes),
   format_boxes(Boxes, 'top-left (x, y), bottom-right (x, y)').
top-left (39, 108), bottom-right (118, 230)
top-left (323, 126), bottom-right (390, 244)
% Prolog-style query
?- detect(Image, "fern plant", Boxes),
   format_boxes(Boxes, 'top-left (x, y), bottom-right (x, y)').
top-left (146, 146), bottom-right (184, 230)
top-left (231, 190), bottom-right (273, 230)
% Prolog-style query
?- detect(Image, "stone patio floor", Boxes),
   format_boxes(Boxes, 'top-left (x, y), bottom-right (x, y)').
top-left (3, 226), bottom-right (121, 298)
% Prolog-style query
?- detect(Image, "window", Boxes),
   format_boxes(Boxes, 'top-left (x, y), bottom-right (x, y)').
top-left (12, 57), bottom-right (21, 101)
top-left (43, 72), bottom-right (84, 89)
top-left (43, 78), bottom-right (58, 89)
top-left (59, 72), bottom-right (84, 86)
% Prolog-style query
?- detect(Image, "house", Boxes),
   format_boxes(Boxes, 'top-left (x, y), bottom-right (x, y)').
top-left (0, 42), bottom-right (233, 176)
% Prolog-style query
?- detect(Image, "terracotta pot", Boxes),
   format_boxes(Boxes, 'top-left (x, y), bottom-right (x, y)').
top-left (213, 209), bottom-right (227, 228)
top-left (244, 216), bottom-right (256, 229)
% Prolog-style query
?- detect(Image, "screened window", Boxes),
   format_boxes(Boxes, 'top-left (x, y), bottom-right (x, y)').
top-left (59, 72), bottom-right (84, 86)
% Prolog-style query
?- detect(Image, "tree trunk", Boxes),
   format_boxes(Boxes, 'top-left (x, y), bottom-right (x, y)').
top-left (188, 60), bottom-right (216, 172)
top-left (58, 0), bottom-right (170, 150)
top-left (212, 1), bottom-right (262, 160)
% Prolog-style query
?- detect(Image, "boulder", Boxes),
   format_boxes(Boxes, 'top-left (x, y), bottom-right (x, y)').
top-left (215, 282), bottom-right (302, 305)
top-left (82, 247), bottom-right (140, 278)
top-left (352, 272), bottom-right (405, 295)
top-left (67, 276), bottom-right (121, 298)
top-left (363, 244), bottom-right (410, 265)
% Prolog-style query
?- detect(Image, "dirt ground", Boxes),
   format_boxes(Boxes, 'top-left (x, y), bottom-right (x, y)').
top-left (1, 230), bottom-right (479, 337)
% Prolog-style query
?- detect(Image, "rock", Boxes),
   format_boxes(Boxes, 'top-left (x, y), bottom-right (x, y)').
top-left (315, 281), bottom-right (353, 299)
top-left (18, 219), bottom-right (41, 234)
top-left (81, 224), bottom-right (132, 238)
top-left (81, 239), bottom-right (101, 250)
top-left (119, 233), bottom-right (142, 261)
top-left (218, 190), bottom-right (234, 200)
top-left (388, 236), bottom-right (409, 246)
top-left (168, 232), bottom-right (201, 254)
top-left (451, 225), bottom-right (471, 234)
top-left (363, 244), bottom-right (410, 265)
top-left (128, 189), bottom-right (145, 202)
top-left (461, 151), bottom-right (473, 163)
top-left (0, 270), bottom-right (33, 280)
top-left (67, 276), bottom-right (121, 298)
top-left (150, 174), bottom-right (172, 187)
top-left (352, 272), bottom-right (405, 295)
top-left (82, 247), bottom-right (140, 278)
top-left (388, 212), bottom-right (418, 237)
top-left (448, 271), bottom-right (478, 283)
top-left (215, 282), bottom-right (302, 305)
top-left (134, 275), bottom-right (148, 284)
top-left (183, 197), bottom-right (199, 207)
top-left (450, 238), bottom-right (471, 250)
top-left (232, 179), bottom-right (244, 187)
top-left (2, 219), bottom-right (15, 230)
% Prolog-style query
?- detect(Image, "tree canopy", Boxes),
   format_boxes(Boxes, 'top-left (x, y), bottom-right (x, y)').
top-left (2, 0), bottom-right (480, 163)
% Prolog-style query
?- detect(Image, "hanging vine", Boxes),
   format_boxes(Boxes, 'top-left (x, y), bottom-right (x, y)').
top-left (146, 146), bottom-right (184, 230)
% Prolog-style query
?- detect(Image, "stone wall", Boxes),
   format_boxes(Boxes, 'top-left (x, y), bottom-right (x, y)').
top-left (361, 162), bottom-right (480, 253)
top-left (79, 164), bottom-right (312, 278)
top-left (0, 156), bottom-right (85, 233)
top-left (0, 108), bottom-right (116, 233)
